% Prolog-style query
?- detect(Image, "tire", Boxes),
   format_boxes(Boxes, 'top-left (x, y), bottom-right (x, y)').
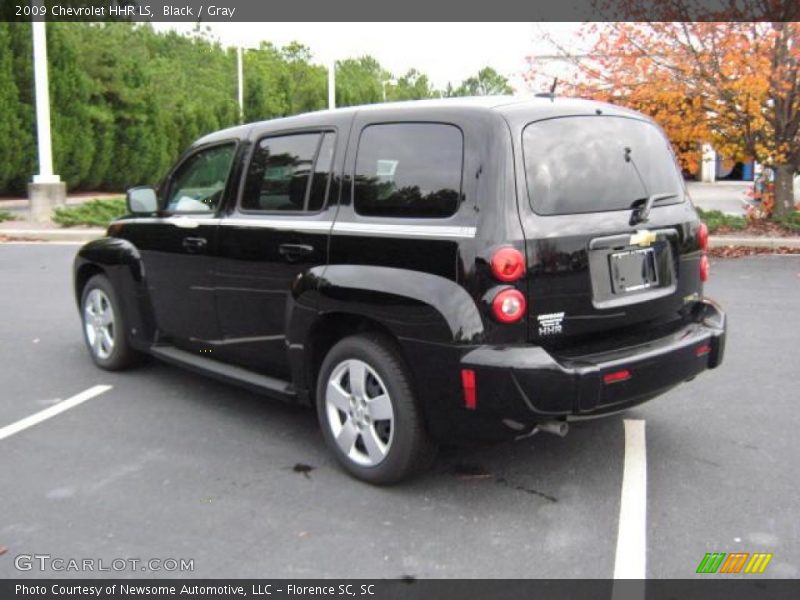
top-left (316, 334), bottom-right (437, 485)
top-left (80, 274), bottom-right (140, 371)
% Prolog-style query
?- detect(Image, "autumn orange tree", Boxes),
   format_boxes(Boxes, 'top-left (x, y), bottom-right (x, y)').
top-left (538, 11), bottom-right (799, 217)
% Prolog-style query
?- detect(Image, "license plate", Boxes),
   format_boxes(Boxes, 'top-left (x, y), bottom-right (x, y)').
top-left (609, 248), bottom-right (659, 293)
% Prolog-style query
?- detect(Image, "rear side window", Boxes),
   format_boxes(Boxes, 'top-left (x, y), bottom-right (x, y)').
top-left (523, 116), bottom-right (683, 215)
top-left (354, 123), bottom-right (463, 218)
top-left (242, 132), bottom-right (334, 212)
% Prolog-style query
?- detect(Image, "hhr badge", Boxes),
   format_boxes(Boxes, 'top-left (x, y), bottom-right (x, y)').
top-left (630, 230), bottom-right (657, 247)
top-left (537, 312), bottom-right (565, 336)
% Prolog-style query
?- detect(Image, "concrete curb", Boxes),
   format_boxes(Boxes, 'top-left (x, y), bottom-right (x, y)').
top-left (1, 228), bottom-right (106, 242)
top-left (708, 236), bottom-right (800, 249)
top-left (2, 229), bottom-right (800, 248)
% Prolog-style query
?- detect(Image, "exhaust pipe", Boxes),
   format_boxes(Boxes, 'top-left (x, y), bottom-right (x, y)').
top-left (505, 418), bottom-right (569, 440)
top-left (536, 420), bottom-right (569, 437)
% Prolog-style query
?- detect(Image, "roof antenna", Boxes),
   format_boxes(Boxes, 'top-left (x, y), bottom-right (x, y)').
top-left (535, 77), bottom-right (558, 101)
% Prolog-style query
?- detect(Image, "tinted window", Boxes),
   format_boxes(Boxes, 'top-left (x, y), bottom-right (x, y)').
top-left (242, 133), bottom-right (323, 212)
top-left (523, 117), bottom-right (683, 215)
top-left (354, 123), bottom-right (463, 218)
top-left (166, 143), bottom-right (236, 213)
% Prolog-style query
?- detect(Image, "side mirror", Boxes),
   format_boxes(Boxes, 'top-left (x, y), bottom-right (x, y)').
top-left (126, 186), bottom-right (158, 214)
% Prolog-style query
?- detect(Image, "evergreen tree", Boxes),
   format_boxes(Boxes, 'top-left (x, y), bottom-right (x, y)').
top-left (385, 69), bottom-right (436, 101)
top-left (335, 57), bottom-right (387, 107)
top-left (451, 67), bottom-right (514, 97)
top-left (5, 23), bottom-right (36, 193)
top-left (48, 23), bottom-right (96, 188)
top-left (0, 23), bottom-right (505, 194)
top-left (0, 24), bottom-right (27, 191)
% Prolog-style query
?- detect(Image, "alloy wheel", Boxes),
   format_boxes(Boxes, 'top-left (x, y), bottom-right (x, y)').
top-left (83, 288), bottom-right (115, 360)
top-left (324, 358), bottom-right (395, 467)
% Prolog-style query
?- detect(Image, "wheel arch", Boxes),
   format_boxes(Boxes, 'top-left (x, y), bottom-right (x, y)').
top-left (74, 262), bottom-right (106, 306)
top-left (288, 264), bottom-right (484, 407)
top-left (303, 312), bottom-right (409, 406)
top-left (73, 236), bottom-right (155, 350)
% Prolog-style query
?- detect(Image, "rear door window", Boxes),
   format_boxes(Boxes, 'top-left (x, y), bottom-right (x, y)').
top-left (522, 116), bottom-right (683, 215)
top-left (241, 132), bottom-right (334, 213)
top-left (354, 123), bottom-right (463, 218)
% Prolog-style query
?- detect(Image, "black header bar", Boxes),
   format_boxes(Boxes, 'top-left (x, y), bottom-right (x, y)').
top-left (3, 579), bottom-right (800, 600)
top-left (1, 0), bottom-right (798, 22)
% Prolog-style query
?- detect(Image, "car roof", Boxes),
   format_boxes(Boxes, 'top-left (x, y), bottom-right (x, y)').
top-left (196, 95), bottom-right (648, 145)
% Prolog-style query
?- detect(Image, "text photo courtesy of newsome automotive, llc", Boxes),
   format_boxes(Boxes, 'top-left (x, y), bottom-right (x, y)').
top-left (1, 1), bottom-right (799, 598)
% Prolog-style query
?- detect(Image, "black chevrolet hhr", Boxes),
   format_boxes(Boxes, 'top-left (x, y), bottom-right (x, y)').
top-left (74, 96), bottom-right (726, 484)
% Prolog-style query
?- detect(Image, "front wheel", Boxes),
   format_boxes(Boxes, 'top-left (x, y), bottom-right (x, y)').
top-left (316, 334), bottom-right (436, 485)
top-left (80, 274), bottom-right (140, 371)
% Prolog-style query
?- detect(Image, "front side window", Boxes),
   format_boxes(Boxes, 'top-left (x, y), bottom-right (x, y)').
top-left (523, 116), bottom-right (683, 216)
top-left (166, 143), bottom-right (236, 213)
top-left (354, 123), bottom-right (463, 218)
top-left (241, 132), bottom-right (334, 212)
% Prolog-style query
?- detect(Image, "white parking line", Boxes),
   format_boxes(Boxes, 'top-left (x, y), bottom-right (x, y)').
top-left (613, 419), bottom-right (647, 579)
top-left (0, 385), bottom-right (112, 441)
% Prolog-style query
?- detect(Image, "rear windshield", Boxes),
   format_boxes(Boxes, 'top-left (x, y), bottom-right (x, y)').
top-left (522, 116), bottom-right (683, 215)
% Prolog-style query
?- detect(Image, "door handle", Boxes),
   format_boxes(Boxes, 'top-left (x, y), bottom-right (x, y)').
top-left (182, 236), bottom-right (208, 253)
top-left (279, 243), bottom-right (314, 262)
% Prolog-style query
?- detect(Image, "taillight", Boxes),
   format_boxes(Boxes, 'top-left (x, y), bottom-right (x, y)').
top-left (698, 223), bottom-right (709, 251)
top-left (700, 254), bottom-right (709, 282)
top-left (490, 247), bottom-right (525, 282)
top-left (461, 369), bottom-right (477, 409)
top-left (492, 289), bottom-right (526, 323)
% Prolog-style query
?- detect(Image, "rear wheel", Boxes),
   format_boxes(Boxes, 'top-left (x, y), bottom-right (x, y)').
top-left (80, 274), bottom-right (139, 371)
top-left (316, 334), bottom-right (436, 485)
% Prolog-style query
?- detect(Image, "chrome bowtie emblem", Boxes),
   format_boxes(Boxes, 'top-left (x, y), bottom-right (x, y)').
top-left (630, 230), bottom-right (657, 247)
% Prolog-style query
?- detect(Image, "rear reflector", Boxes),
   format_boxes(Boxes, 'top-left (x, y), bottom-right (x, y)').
top-left (461, 368), bottom-right (477, 409)
top-left (695, 344), bottom-right (711, 356)
top-left (603, 369), bottom-right (631, 385)
top-left (700, 254), bottom-right (710, 282)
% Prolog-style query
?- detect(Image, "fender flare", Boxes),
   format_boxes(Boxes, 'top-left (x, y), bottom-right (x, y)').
top-left (74, 236), bottom-right (154, 348)
top-left (285, 264), bottom-right (485, 402)
top-left (312, 264), bottom-right (483, 343)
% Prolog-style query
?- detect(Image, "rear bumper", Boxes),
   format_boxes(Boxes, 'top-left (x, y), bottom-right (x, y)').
top-left (459, 298), bottom-right (726, 427)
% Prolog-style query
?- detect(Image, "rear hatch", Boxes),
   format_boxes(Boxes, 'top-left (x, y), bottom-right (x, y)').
top-left (517, 115), bottom-right (703, 347)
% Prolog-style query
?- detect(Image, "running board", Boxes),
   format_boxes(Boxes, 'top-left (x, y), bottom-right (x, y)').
top-left (150, 344), bottom-right (296, 401)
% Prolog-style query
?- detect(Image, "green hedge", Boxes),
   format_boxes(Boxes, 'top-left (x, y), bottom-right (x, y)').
top-left (52, 197), bottom-right (126, 227)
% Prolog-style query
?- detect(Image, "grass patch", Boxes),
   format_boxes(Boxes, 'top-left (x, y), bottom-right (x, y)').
top-left (52, 197), bottom-right (126, 227)
top-left (0, 209), bottom-right (17, 222)
top-left (696, 208), bottom-right (747, 233)
top-left (773, 211), bottom-right (800, 232)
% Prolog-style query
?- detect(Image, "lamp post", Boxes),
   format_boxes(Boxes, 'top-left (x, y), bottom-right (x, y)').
top-left (328, 59), bottom-right (335, 110)
top-left (237, 45), bottom-right (244, 123)
top-left (28, 14), bottom-right (66, 222)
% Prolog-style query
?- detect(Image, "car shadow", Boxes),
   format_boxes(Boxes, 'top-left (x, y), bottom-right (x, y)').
top-left (131, 358), bottom-right (625, 500)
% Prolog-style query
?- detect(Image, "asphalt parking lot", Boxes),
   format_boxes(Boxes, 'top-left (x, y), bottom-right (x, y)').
top-left (0, 243), bottom-right (798, 579)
